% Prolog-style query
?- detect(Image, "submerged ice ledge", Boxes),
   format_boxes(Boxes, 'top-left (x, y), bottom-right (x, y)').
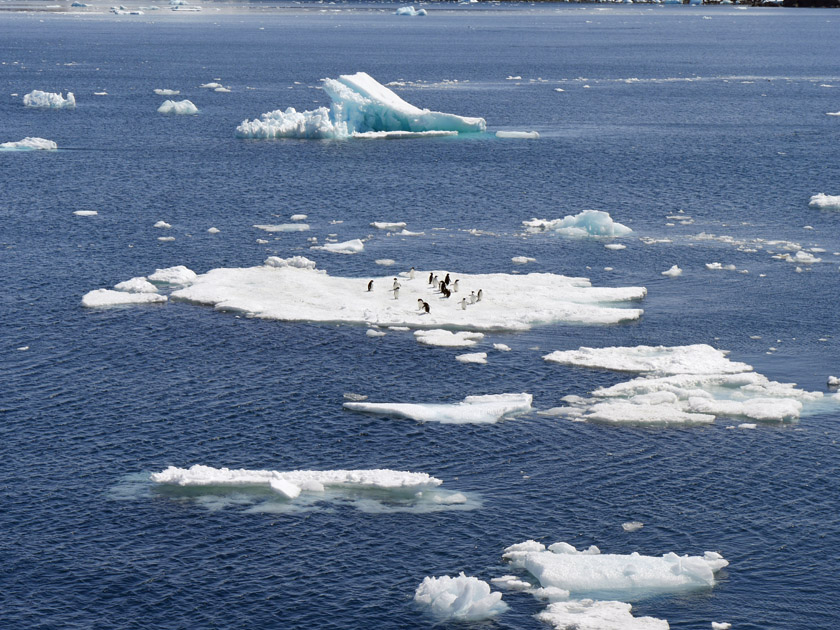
top-left (168, 258), bottom-right (645, 330)
top-left (235, 71), bottom-right (486, 140)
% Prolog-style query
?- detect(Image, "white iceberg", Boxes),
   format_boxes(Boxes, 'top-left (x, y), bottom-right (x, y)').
top-left (524, 210), bottom-right (632, 238)
top-left (537, 599), bottom-right (668, 630)
top-left (344, 393), bottom-right (532, 424)
top-left (456, 352), bottom-right (487, 364)
top-left (808, 193), bottom-right (840, 210)
top-left (154, 220), bottom-right (171, 229)
top-left (396, 5), bottom-right (427, 16)
top-left (503, 540), bottom-right (728, 600)
top-left (0, 137), bottom-right (57, 151)
top-left (235, 71), bottom-right (486, 140)
top-left (82, 289), bottom-right (167, 308)
top-left (168, 262), bottom-right (645, 331)
top-left (23, 90), bottom-right (75, 109)
top-left (311, 238), bottom-right (364, 254)
top-left (148, 265), bottom-right (197, 286)
top-left (414, 573), bottom-right (508, 621)
top-left (158, 99), bottom-right (199, 115)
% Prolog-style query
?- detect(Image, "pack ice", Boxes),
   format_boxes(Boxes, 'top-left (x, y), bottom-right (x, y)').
top-left (235, 72), bottom-right (486, 139)
top-left (344, 393), bottom-right (532, 424)
top-left (0, 137), bottom-right (57, 151)
top-left (168, 257), bottom-right (645, 329)
top-left (414, 573), bottom-right (508, 621)
top-left (543, 344), bottom-right (825, 424)
top-left (23, 90), bottom-right (76, 109)
top-left (523, 210), bottom-right (632, 238)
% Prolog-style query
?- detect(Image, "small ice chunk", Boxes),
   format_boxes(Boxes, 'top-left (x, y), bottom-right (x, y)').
top-left (414, 573), bottom-right (508, 621)
top-left (290, 214), bottom-right (308, 221)
top-left (622, 521), bottom-right (644, 532)
top-left (493, 343), bottom-right (511, 352)
top-left (712, 623), bottom-right (732, 630)
top-left (207, 227), bottom-right (220, 234)
top-left (366, 329), bottom-right (386, 338)
top-left (114, 277), bottom-right (158, 293)
top-left (491, 575), bottom-right (532, 591)
top-left (343, 392), bottom-right (368, 401)
top-left (157, 99), bottom-right (199, 115)
top-left (396, 6), bottom-right (427, 16)
top-left (371, 221), bottom-right (407, 230)
top-left (200, 82), bottom-right (223, 89)
top-left (73, 210), bottom-right (97, 216)
top-left (214, 87), bottom-right (231, 93)
top-left (375, 259), bottom-right (396, 266)
top-left (496, 130), bottom-right (539, 139)
top-left (605, 243), bottom-right (627, 250)
top-left (433, 492), bottom-right (467, 504)
top-left (157, 236), bottom-right (175, 242)
top-left (23, 90), bottom-right (75, 109)
top-left (661, 265), bottom-right (682, 277)
top-left (456, 352), bottom-right (487, 364)
top-left (524, 210), bottom-right (632, 238)
top-left (344, 393), bottom-right (532, 424)
top-left (828, 376), bottom-right (839, 387)
top-left (512, 256), bottom-right (536, 264)
top-left (269, 477), bottom-right (301, 499)
top-left (1, 137), bottom-right (58, 151)
top-left (312, 239), bottom-right (364, 254)
top-left (154, 88), bottom-right (180, 96)
top-left (254, 223), bottom-right (310, 232)
top-left (154, 220), bottom-right (171, 229)
top-left (809, 193), bottom-right (840, 210)
top-left (415, 330), bottom-right (484, 347)
top-left (148, 265), bottom-right (197, 286)
top-left (82, 289), bottom-right (167, 308)
top-left (738, 422), bottom-right (757, 429)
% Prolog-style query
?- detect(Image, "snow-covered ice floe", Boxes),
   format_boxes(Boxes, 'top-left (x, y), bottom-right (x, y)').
top-left (456, 351), bottom-right (487, 364)
top-left (23, 90), bottom-right (75, 109)
top-left (82, 290), bottom-right (167, 308)
top-left (311, 238), bottom-right (364, 254)
top-left (414, 574), bottom-right (508, 621)
top-left (0, 137), bottom-right (57, 151)
top-left (157, 99), bottom-right (199, 115)
top-left (235, 71), bottom-right (485, 140)
top-left (147, 464), bottom-right (472, 513)
top-left (396, 5), bottom-right (427, 16)
top-left (543, 344), bottom-right (828, 424)
top-left (414, 329), bottom-right (484, 347)
top-left (168, 258), bottom-right (645, 330)
top-left (344, 393), bottom-right (532, 424)
top-left (524, 210), bottom-right (632, 238)
top-left (502, 540), bottom-right (728, 601)
top-left (537, 599), bottom-right (668, 630)
top-left (809, 193), bottom-right (840, 210)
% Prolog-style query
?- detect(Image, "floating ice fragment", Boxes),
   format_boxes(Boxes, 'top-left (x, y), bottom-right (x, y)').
top-left (456, 352), bottom-right (487, 364)
top-left (828, 376), bottom-right (839, 387)
top-left (661, 265), bottom-right (682, 277)
top-left (154, 220), bottom-right (171, 229)
top-left (23, 90), bottom-right (75, 109)
top-left (605, 243), bottom-right (627, 250)
top-left (371, 221), bottom-right (407, 230)
top-left (622, 521), bottom-right (644, 532)
top-left (537, 599), bottom-right (668, 630)
top-left (494, 343), bottom-right (511, 352)
top-left (214, 87), bottom-right (231, 93)
top-left (158, 99), bottom-right (199, 115)
top-left (74, 210), bottom-right (97, 216)
top-left (396, 5), bottom-right (427, 16)
top-left (375, 259), bottom-right (396, 266)
top-left (524, 210), bottom-right (632, 238)
top-left (344, 393), bottom-right (532, 424)
top-left (207, 227), bottom-right (220, 234)
top-left (512, 256), bottom-right (536, 264)
top-left (114, 277), bottom-right (158, 293)
top-left (544, 344), bottom-right (752, 375)
top-left (254, 223), bottom-right (310, 233)
top-left (809, 193), bottom-right (840, 210)
top-left (1, 137), bottom-right (57, 151)
top-left (236, 72), bottom-right (485, 140)
top-left (738, 422), bottom-right (757, 429)
top-left (148, 265), bottom-right (197, 286)
top-left (157, 236), bottom-right (175, 242)
top-left (415, 330), bottom-right (484, 347)
top-left (82, 289), bottom-right (167, 308)
top-left (414, 574), bottom-right (508, 621)
top-left (366, 328), bottom-right (386, 338)
top-left (711, 623), bottom-right (732, 630)
top-left (496, 130), bottom-right (539, 139)
top-left (290, 214), bottom-right (308, 221)
top-left (507, 75), bottom-right (522, 80)
top-left (827, 111), bottom-right (840, 117)
top-left (199, 82), bottom-right (223, 89)
top-left (311, 238), bottom-right (364, 254)
top-left (154, 89), bottom-right (180, 96)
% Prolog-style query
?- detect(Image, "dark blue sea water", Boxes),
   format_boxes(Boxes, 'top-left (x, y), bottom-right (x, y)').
top-left (3, 3), bottom-right (840, 628)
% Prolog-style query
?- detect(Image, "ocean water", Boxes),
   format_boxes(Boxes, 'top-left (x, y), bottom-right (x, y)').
top-left (3, 2), bottom-right (840, 628)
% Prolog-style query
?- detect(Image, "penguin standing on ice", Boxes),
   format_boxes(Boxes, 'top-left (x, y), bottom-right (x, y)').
top-left (444, 273), bottom-right (451, 286)
top-left (409, 267), bottom-right (415, 280)
top-left (367, 280), bottom-right (374, 292)
top-left (392, 278), bottom-right (400, 290)
top-left (476, 289), bottom-right (483, 302)
top-left (428, 272), bottom-right (434, 285)
top-left (393, 285), bottom-right (400, 300)
top-left (417, 298), bottom-right (425, 309)
top-left (460, 298), bottom-right (467, 310)
top-left (452, 279), bottom-right (459, 293)
top-left (469, 291), bottom-right (477, 305)
top-left (421, 301), bottom-right (430, 314)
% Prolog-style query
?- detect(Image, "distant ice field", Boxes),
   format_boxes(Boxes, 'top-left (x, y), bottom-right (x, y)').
top-left (2, 4), bottom-right (840, 630)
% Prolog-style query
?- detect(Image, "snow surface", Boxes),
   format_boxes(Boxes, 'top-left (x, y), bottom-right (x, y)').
top-left (168, 262), bottom-right (645, 331)
top-left (311, 238), bottom-right (364, 254)
top-left (344, 393), bottom-right (532, 424)
top-left (414, 574), bottom-right (508, 621)
top-left (23, 90), bottom-right (75, 109)
top-left (82, 289), bottom-right (167, 308)
top-left (157, 99), bottom-right (199, 115)
top-left (456, 352), bottom-right (488, 364)
top-left (808, 193), bottom-right (840, 210)
top-left (524, 210), bottom-right (632, 238)
top-left (0, 137), bottom-right (57, 151)
top-left (503, 540), bottom-right (728, 600)
top-left (536, 599), bottom-right (668, 630)
top-left (235, 72), bottom-right (486, 139)
top-left (147, 265), bottom-right (197, 286)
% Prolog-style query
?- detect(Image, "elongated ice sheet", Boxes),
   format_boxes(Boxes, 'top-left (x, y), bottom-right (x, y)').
top-left (344, 393), bottom-right (532, 424)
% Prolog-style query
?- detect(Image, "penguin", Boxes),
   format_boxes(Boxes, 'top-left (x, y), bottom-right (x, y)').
top-left (367, 280), bottom-right (374, 292)
top-left (433, 275), bottom-right (439, 288)
top-left (417, 298), bottom-right (425, 309)
top-left (461, 297), bottom-right (467, 310)
top-left (428, 272), bottom-right (434, 285)
top-left (409, 267), bottom-right (415, 280)
top-left (439, 281), bottom-right (446, 293)
top-left (452, 279), bottom-right (459, 293)
top-left (469, 291), bottom-right (476, 305)
top-left (442, 286), bottom-right (451, 299)
top-left (476, 289), bottom-right (483, 302)
top-left (422, 301), bottom-right (430, 314)
top-left (392, 278), bottom-right (400, 290)
top-left (393, 285), bottom-right (400, 300)
top-left (444, 273), bottom-right (451, 286)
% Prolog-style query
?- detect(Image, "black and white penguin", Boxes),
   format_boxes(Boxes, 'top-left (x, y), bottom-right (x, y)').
top-left (476, 289), bottom-right (483, 302)
top-left (422, 301), bottom-right (430, 314)
top-left (417, 298), bottom-right (425, 309)
top-left (444, 273), bottom-right (450, 286)
top-left (393, 286), bottom-right (400, 300)
top-left (442, 286), bottom-right (451, 298)
top-left (433, 275), bottom-right (439, 288)
top-left (409, 267), bottom-right (415, 280)
top-left (367, 280), bottom-right (374, 292)
top-left (428, 272), bottom-right (434, 285)
top-left (460, 298), bottom-right (467, 310)
top-left (469, 291), bottom-right (476, 305)
top-left (452, 279), bottom-right (459, 293)
top-left (393, 278), bottom-right (400, 290)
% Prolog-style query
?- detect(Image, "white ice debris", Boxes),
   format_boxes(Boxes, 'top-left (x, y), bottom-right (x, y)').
top-left (414, 574), bottom-right (508, 621)
top-left (496, 130), bottom-right (539, 139)
top-left (151, 465), bottom-right (442, 498)
top-left (828, 376), bottom-right (840, 387)
top-left (157, 236), bottom-right (175, 242)
top-left (371, 221), bottom-right (407, 230)
top-left (537, 599), bottom-right (668, 630)
top-left (114, 277), bottom-right (159, 293)
top-left (524, 210), bottom-right (632, 238)
top-left (0, 137), bottom-right (57, 151)
top-left (208, 227), bottom-right (220, 234)
top-left (494, 343), bottom-right (512, 352)
top-left (344, 393), bottom-right (532, 424)
top-left (491, 575), bottom-right (533, 591)
top-left (543, 344), bottom-right (824, 424)
top-left (23, 90), bottom-right (75, 109)
top-left (738, 422), bottom-right (757, 429)
top-left (512, 256), bottom-right (536, 264)
top-left (311, 238), bottom-right (364, 254)
top-left (154, 220), bottom-right (171, 229)
top-left (82, 289), bottom-right (167, 308)
top-left (396, 5), bottom-right (427, 16)
top-left (706, 262), bottom-right (737, 271)
top-left (456, 352), bottom-right (488, 364)
top-left (605, 243), bottom-right (627, 250)
top-left (808, 193), bottom-right (840, 210)
top-left (622, 521), bottom-right (644, 532)
top-left (148, 265), bottom-right (197, 286)
top-left (711, 623), bottom-right (732, 630)
top-left (503, 540), bottom-right (728, 600)
top-left (366, 328), bottom-right (386, 338)
top-left (168, 263), bottom-right (645, 331)
top-left (154, 88), bottom-right (180, 96)
top-left (290, 214), bottom-right (308, 221)
top-left (74, 210), bottom-right (97, 216)
top-left (375, 259), bottom-right (395, 266)
top-left (200, 82), bottom-right (223, 89)
top-left (157, 99), bottom-right (199, 115)
top-left (415, 330), bottom-right (484, 347)
top-left (254, 223), bottom-right (310, 232)
top-left (661, 265), bottom-right (682, 277)
top-left (236, 72), bottom-right (485, 140)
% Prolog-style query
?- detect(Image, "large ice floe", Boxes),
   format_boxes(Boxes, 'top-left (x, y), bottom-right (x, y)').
top-left (543, 344), bottom-right (827, 424)
top-left (235, 71), bottom-right (486, 140)
top-left (344, 393), bottom-right (532, 424)
top-left (524, 210), bottom-right (632, 238)
top-left (168, 257), bottom-right (645, 329)
top-left (809, 193), bottom-right (840, 210)
top-left (157, 99), bottom-right (199, 115)
top-left (0, 137), bottom-right (57, 151)
top-left (414, 574), bottom-right (508, 621)
top-left (149, 464), bottom-right (471, 513)
top-left (23, 90), bottom-right (76, 109)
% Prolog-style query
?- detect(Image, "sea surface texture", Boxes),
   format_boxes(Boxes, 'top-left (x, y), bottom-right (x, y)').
top-left (2, 2), bottom-right (840, 628)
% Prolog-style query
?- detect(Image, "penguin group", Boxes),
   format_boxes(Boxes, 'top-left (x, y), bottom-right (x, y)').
top-left (364, 268), bottom-right (484, 317)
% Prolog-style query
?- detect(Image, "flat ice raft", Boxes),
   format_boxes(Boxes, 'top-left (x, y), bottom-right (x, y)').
top-left (235, 71), bottom-right (486, 139)
top-left (170, 258), bottom-right (645, 330)
top-left (151, 464), bottom-right (441, 499)
top-left (344, 393), bottom-right (532, 424)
